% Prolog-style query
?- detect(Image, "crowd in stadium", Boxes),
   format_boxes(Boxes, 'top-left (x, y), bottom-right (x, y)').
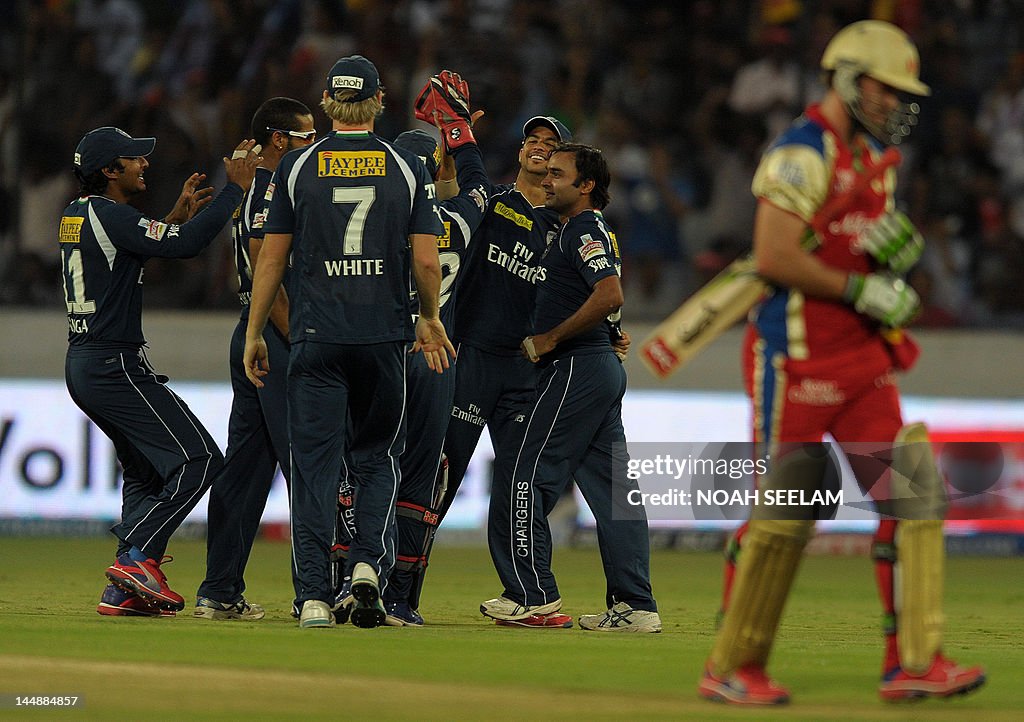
top-left (3, 0), bottom-right (1024, 326)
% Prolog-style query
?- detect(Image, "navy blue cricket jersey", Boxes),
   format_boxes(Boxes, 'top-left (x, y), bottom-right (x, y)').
top-left (264, 131), bottom-right (443, 344)
top-left (231, 167), bottom-right (274, 318)
top-left (533, 209), bottom-right (622, 359)
top-left (452, 183), bottom-right (560, 354)
top-left (419, 143), bottom-right (489, 331)
top-left (59, 184), bottom-right (243, 349)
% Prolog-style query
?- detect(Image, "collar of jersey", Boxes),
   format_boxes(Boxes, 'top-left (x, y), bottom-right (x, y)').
top-left (331, 130), bottom-right (371, 137)
top-left (804, 103), bottom-right (870, 157)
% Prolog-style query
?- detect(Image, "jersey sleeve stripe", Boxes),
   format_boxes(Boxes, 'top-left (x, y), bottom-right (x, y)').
top-left (87, 204), bottom-right (118, 270)
top-left (445, 209), bottom-right (472, 248)
top-left (285, 144), bottom-right (319, 207)
top-left (241, 177), bottom-right (257, 235)
top-left (382, 143), bottom-right (416, 209)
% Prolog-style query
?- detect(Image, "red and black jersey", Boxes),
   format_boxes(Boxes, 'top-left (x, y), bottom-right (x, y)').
top-left (751, 104), bottom-right (896, 368)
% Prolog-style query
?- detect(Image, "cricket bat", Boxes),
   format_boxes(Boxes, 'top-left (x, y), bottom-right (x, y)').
top-left (640, 147), bottom-right (901, 379)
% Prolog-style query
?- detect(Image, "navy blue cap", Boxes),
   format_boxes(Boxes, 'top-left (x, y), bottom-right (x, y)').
top-left (523, 115), bottom-right (571, 142)
top-left (327, 55), bottom-right (382, 103)
top-left (74, 127), bottom-right (156, 175)
top-left (393, 129), bottom-right (440, 178)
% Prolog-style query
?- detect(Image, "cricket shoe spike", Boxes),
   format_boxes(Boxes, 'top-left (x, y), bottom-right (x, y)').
top-left (879, 653), bottom-right (986, 702)
top-left (105, 554), bottom-right (185, 611)
top-left (96, 584), bottom-right (173, 617)
top-left (495, 612), bottom-right (573, 628)
top-left (698, 663), bottom-right (791, 706)
top-left (349, 562), bottom-right (385, 628)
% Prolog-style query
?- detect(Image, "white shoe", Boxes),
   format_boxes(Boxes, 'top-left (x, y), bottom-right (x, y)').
top-left (579, 602), bottom-right (662, 633)
top-left (350, 562), bottom-right (385, 628)
top-left (194, 596), bottom-right (265, 621)
top-left (299, 599), bottom-right (335, 629)
top-left (480, 595), bottom-right (561, 621)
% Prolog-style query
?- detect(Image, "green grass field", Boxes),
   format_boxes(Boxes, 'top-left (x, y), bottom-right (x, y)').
top-left (0, 536), bottom-right (1020, 721)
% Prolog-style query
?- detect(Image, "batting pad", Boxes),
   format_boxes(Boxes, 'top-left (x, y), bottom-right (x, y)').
top-left (751, 443), bottom-right (833, 522)
top-left (879, 423), bottom-right (948, 520)
top-left (875, 424), bottom-right (948, 673)
top-left (895, 519), bottom-right (946, 674)
top-left (710, 520), bottom-right (813, 675)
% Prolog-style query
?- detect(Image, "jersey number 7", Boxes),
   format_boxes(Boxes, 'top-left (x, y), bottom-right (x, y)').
top-left (333, 186), bottom-right (375, 255)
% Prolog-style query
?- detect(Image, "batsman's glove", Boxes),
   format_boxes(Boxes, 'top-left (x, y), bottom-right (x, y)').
top-left (844, 271), bottom-right (920, 328)
top-left (414, 70), bottom-right (476, 151)
top-left (859, 210), bottom-right (924, 275)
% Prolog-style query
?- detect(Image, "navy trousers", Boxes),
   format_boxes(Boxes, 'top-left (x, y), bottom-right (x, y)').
top-left (198, 319), bottom-right (292, 602)
top-left (383, 348), bottom-right (456, 604)
top-left (488, 352), bottom-right (656, 611)
top-left (66, 348), bottom-right (223, 559)
top-left (440, 344), bottom-right (537, 518)
top-left (288, 340), bottom-right (406, 606)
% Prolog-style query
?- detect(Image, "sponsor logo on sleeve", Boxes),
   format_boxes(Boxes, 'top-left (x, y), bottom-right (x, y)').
top-left (318, 151), bottom-right (386, 177)
top-left (59, 217), bottom-right (84, 244)
top-left (264, 182), bottom-right (275, 201)
top-left (253, 212), bottom-right (267, 229)
top-left (776, 159), bottom-right (806, 188)
top-left (469, 186), bottom-right (486, 211)
top-left (138, 218), bottom-right (169, 241)
top-left (577, 235), bottom-right (604, 262)
top-left (437, 221), bottom-right (451, 249)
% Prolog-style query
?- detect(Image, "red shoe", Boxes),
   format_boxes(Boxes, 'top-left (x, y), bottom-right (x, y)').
top-left (699, 663), bottom-right (790, 705)
top-left (879, 653), bottom-right (986, 701)
top-left (495, 612), bottom-right (573, 628)
top-left (105, 554), bottom-right (185, 612)
top-left (97, 584), bottom-right (175, 617)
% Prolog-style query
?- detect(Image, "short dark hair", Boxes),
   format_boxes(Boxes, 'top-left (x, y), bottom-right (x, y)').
top-left (553, 143), bottom-right (611, 210)
top-left (251, 97), bottom-right (313, 146)
top-left (75, 160), bottom-right (123, 196)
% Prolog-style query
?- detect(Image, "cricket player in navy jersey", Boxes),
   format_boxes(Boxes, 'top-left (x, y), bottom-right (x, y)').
top-left (244, 55), bottom-right (454, 629)
top-left (334, 118), bottom-right (489, 626)
top-left (194, 98), bottom-right (315, 621)
top-left (479, 143), bottom-right (659, 631)
top-left (61, 126), bottom-right (259, 616)
top-left (435, 113), bottom-right (567, 527)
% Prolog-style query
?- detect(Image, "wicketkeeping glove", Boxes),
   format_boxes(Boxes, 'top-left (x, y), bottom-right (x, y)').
top-left (844, 271), bottom-right (920, 328)
top-left (860, 210), bottom-right (924, 275)
top-left (414, 70), bottom-right (476, 151)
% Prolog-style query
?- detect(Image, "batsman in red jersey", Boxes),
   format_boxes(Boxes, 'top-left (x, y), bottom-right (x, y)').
top-left (699, 20), bottom-right (986, 706)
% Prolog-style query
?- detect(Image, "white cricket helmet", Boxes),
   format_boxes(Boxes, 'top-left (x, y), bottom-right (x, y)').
top-left (821, 20), bottom-right (930, 144)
